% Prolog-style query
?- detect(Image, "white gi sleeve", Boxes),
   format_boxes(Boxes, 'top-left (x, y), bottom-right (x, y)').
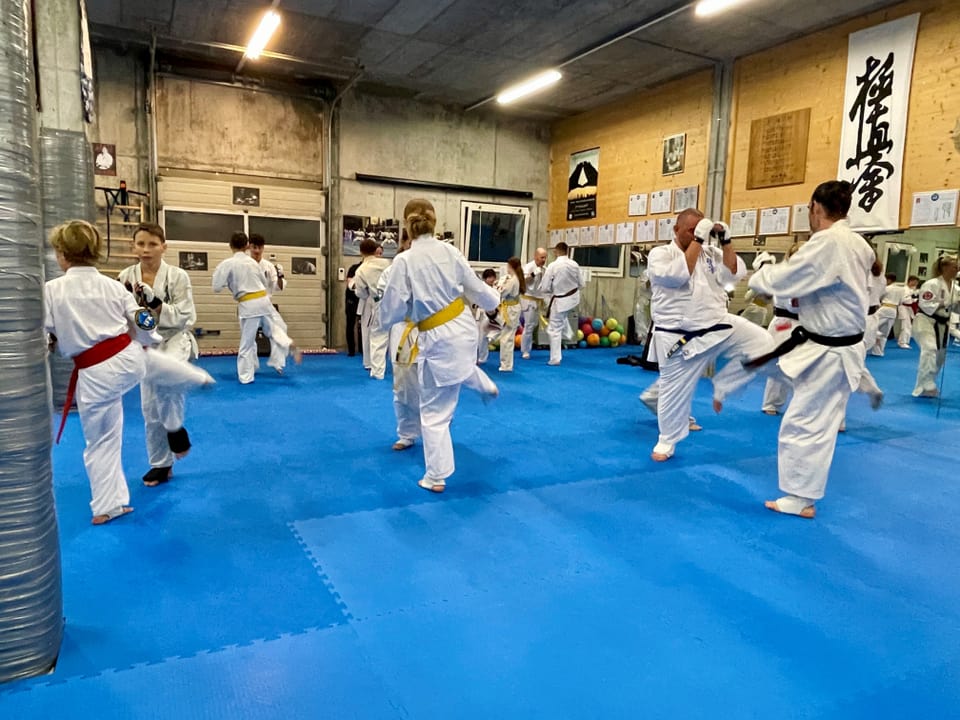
top-left (212, 261), bottom-right (230, 293)
top-left (158, 268), bottom-right (197, 331)
top-left (917, 279), bottom-right (945, 317)
top-left (461, 256), bottom-right (499, 312)
top-left (749, 239), bottom-right (833, 298)
top-left (647, 245), bottom-right (690, 288)
top-left (378, 256), bottom-right (411, 327)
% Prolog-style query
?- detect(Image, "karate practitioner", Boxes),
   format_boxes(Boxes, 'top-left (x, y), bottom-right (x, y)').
top-left (646, 208), bottom-right (774, 461)
top-left (747, 180), bottom-right (876, 518)
top-left (863, 260), bottom-right (885, 356)
top-left (354, 238), bottom-right (392, 379)
top-left (212, 232), bottom-right (300, 384)
top-left (757, 245), bottom-right (800, 416)
top-left (46, 220), bottom-right (212, 524)
top-left (519, 247), bottom-right (548, 359)
top-left (496, 256), bottom-right (525, 372)
top-left (475, 269), bottom-right (498, 364)
top-left (871, 273), bottom-right (903, 356)
top-left (247, 233), bottom-right (303, 375)
top-left (118, 223), bottom-right (200, 486)
top-left (898, 275), bottom-right (920, 348)
top-left (911, 255), bottom-right (959, 398)
top-left (379, 198), bottom-right (500, 493)
top-left (540, 242), bottom-right (584, 366)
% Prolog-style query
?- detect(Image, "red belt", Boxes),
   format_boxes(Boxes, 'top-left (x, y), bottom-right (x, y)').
top-left (57, 334), bottom-right (133, 443)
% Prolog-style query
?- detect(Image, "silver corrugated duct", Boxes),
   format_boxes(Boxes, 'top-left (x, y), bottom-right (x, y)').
top-left (0, 0), bottom-right (64, 683)
top-left (40, 128), bottom-right (94, 407)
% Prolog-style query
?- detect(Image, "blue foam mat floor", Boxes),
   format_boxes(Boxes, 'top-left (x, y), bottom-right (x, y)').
top-left (3, 342), bottom-right (960, 718)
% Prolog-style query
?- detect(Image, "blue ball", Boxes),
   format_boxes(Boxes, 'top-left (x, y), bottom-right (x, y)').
top-left (591, 318), bottom-right (604, 330)
top-left (578, 340), bottom-right (587, 348)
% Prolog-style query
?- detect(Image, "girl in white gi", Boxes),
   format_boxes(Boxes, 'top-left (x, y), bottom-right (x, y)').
top-left (354, 238), bottom-right (392, 379)
top-left (912, 255), bottom-right (959, 398)
top-left (248, 233), bottom-right (301, 376)
top-left (646, 209), bottom-right (774, 461)
top-left (540, 242), bottom-right (584, 366)
top-left (496, 256), bottom-right (525, 372)
top-left (118, 223), bottom-right (199, 486)
top-left (519, 248), bottom-right (548, 359)
top-left (379, 198), bottom-right (500, 493)
top-left (898, 275), bottom-right (919, 348)
top-left (748, 181), bottom-right (876, 519)
top-left (871, 273), bottom-right (902, 356)
top-left (212, 232), bottom-right (300, 384)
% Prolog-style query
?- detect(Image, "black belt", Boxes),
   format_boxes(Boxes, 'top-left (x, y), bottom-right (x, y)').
top-left (743, 326), bottom-right (864, 369)
top-left (868, 305), bottom-right (879, 315)
top-left (920, 310), bottom-right (950, 350)
top-left (657, 323), bottom-right (733, 359)
top-left (773, 308), bottom-right (799, 320)
top-left (546, 287), bottom-right (577, 317)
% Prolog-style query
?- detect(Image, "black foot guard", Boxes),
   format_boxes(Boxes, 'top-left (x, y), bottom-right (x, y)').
top-left (143, 466), bottom-right (172, 485)
top-left (167, 427), bottom-right (191, 454)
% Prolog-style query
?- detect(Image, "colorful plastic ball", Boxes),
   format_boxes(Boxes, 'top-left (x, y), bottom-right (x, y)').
top-left (514, 334), bottom-right (522, 348)
top-left (576, 329), bottom-right (584, 341)
top-left (600, 336), bottom-right (611, 347)
top-left (609, 340), bottom-right (619, 348)
top-left (578, 340), bottom-right (588, 348)
top-left (591, 318), bottom-right (604, 331)
top-left (606, 317), bottom-right (618, 330)
top-left (616, 324), bottom-right (625, 335)
top-left (609, 331), bottom-right (621, 345)
top-left (581, 323), bottom-right (593, 337)
top-left (587, 333), bottom-right (600, 346)
top-left (580, 316), bottom-right (592, 327)
top-left (599, 325), bottom-right (610, 337)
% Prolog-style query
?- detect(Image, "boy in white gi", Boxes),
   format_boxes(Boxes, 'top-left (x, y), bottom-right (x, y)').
top-left (248, 233), bottom-right (302, 376)
top-left (379, 198), bottom-right (500, 493)
top-left (354, 238), bottom-right (392, 379)
top-left (747, 180), bottom-right (876, 518)
top-left (212, 232), bottom-right (300, 383)
top-left (540, 242), bottom-right (584, 366)
top-left (519, 247), bottom-right (548, 359)
top-left (898, 275), bottom-right (919, 348)
top-left (118, 223), bottom-right (199, 486)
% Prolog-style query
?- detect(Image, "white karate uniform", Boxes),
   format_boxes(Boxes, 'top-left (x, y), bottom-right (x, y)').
top-left (760, 297), bottom-right (799, 414)
top-left (253, 257), bottom-right (297, 373)
top-left (379, 264), bottom-right (421, 444)
top-left (475, 302), bottom-right (496, 364)
top-left (912, 276), bottom-right (958, 396)
top-left (212, 251), bottom-right (291, 383)
top-left (44, 267), bottom-right (154, 518)
top-left (379, 234), bottom-right (499, 483)
top-left (647, 241), bottom-right (774, 452)
top-left (118, 261), bottom-right (198, 469)
top-left (355, 256), bottom-right (391, 379)
top-left (519, 260), bottom-right (546, 356)
top-left (898, 285), bottom-right (918, 347)
top-left (497, 274), bottom-right (522, 371)
top-left (872, 282), bottom-right (904, 356)
top-left (540, 255), bottom-right (584, 364)
top-left (863, 273), bottom-right (885, 355)
top-left (749, 218), bottom-right (874, 501)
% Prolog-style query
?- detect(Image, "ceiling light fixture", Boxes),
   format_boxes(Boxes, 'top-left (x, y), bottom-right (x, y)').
top-left (694, 0), bottom-right (749, 16)
top-left (496, 69), bottom-right (562, 105)
top-left (245, 9), bottom-right (281, 60)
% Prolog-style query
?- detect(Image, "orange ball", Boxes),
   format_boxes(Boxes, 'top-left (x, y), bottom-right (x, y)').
top-left (587, 333), bottom-right (600, 346)
top-left (514, 334), bottom-right (522, 348)
top-left (599, 325), bottom-right (611, 337)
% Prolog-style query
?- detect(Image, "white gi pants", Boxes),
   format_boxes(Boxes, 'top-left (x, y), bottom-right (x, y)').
top-left (912, 314), bottom-right (946, 395)
top-left (898, 307), bottom-right (914, 347)
top-left (390, 323), bottom-right (421, 444)
top-left (872, 308), bottom-right (897, 356)
top-left (519, 298), bottom-right (541, 355)
top-left (863, 311), bottom-right (880, 358)
top-left (238, 311), bottom-right (292, 383)
top-left (778, 354), bottom-right (849, 500)
top-left (656, 316), bottom-right (773, 448)
top-left (547, 307), bottom-right (574, 364)
top-left (76, 342), bottom-right (145, 517)
top-left (498, 305), bottom-right (521, 371)
top-left (367, 323), bottom-right (390, 380)
top-left (142, 332), bottom-right (193, 468)
top-left (761, 316), bottom-right (797, 414)
top-left (264, 307), bottom-right (294, 373)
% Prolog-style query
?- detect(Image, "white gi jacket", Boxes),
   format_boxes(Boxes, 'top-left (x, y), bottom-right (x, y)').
top-left (749, 218), bottom-right (874, 389)
top-left (379, 234), bottom-right (499, 387)
top-left (118, 260), bottom-right (199, 359)
top-left (877, 283), bottom-right (904, 320)
top-left (647, 241), bottom-right (745, 362)
top-left (211, 252), bottom-right (273, 318)
top-left (355, 256), bottom-right (391, 324)
top-left (521, 260), bottom-right (545, 299)
top-left (540, 255), bottom-right (583, 313)
top-left (256, 258), bottom-right (284, 296)
top-left (917, 276), bottom-right (959, 320)
top-left (498, 274), bottom-right (522, 327)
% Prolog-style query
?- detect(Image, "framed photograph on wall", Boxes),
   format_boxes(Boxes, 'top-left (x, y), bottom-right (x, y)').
top-left (662, 133), bottom-right (686, 176)
top-left (178, 251), bottom-right (207, 271)
top-left (292, 257), bottom-right (317, 275)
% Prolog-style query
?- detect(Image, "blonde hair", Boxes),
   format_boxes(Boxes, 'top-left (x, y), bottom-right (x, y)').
top-left (403, 198), bottom-right (437, 238)
top-left (49, 220), bottom-right (102, 265)
top-left (934, 254), bottom-right (958, 277)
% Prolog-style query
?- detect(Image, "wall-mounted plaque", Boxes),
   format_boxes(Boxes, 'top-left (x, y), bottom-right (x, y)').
top-left (746, 109), bottom-right (811, 189)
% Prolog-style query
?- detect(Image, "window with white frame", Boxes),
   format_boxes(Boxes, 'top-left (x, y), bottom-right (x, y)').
top-left (571, 244), bottom-right (625, 278)
top-left (460, 201), bottom-right (530, 266)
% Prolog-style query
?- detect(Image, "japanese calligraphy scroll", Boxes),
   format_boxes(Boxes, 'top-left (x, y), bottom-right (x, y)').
top-left (838, 14), bottom-right (920, 231)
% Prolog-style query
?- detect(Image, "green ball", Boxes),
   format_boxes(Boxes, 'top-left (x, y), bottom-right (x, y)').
top-left (616, 324), bottom-right (625, 335)
top-left (600, 336), bottom-right (611, 347)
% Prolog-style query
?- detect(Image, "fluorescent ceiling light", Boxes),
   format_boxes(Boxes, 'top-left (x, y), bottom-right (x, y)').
top-left (245, 9), bottom-right (281, 60)
top-left (496, 70), bottom-right (562, 105)
top-left (694, 0), bottom-right (750, 16)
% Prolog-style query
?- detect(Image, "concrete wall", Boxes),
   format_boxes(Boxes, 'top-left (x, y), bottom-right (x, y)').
top-left (329, 90), bottom-right (552, 349)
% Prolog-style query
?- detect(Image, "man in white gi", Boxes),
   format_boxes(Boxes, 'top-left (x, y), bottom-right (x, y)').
top-left (379, 198), bottom-right (500, 493)
top-left (911, 255), bottom-right (959, 397)
top-left (248, 233), bottom-right (302, 377)
top-left (540, 242), bottom-right (584, 366)
top-left (212, 232), bottom-right (299, 384)
top-left (519, 247), bottom-right (548, 359)
top-left (355, 238), bottom-right (392, 379)
top-left (747, 180), bottom-right (876, 518)
top-left (646, 208), bottom-right (774, 462)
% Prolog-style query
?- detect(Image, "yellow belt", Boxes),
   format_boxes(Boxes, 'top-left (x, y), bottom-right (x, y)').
top-left (418, 297), bottom-right (465, 332)
top-left (238, 290), bottom-right (267, 302)
top-left (396, 320), bottom-right (419, 365)
top-left (521, 294), bottom-right (541, 302)
top-left (881, 302), bottom-right (897, 308)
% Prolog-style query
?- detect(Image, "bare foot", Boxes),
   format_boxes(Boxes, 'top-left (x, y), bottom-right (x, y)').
top-left (174, 448), bottom-right (190, 460)
top-left (91, 506), bottom-right (134, 525)
top-left (293, 347), bottom-right (304, 365)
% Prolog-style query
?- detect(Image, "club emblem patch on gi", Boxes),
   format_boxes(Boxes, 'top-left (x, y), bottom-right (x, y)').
top-left (922, 291), bottom-right (934, 301)
top-left (135, 309), bottom-right (157, 330)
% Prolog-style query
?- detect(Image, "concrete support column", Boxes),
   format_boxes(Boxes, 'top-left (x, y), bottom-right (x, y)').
top-left (705, 60), bottom-right (735, 223)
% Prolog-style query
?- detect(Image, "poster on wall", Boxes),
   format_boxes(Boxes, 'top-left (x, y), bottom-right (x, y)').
top-left (636, 219), bottom-right (657, 242)
top-left (567, 148), bottom-right (599, 220)
top-left (179, 251), bottom-right (207, 271)
top-left (730, 209), bottom-right (758, 237)
top-left (616, 222), bottom-right (635, 245)
top-left (662, 133), bottom-right (686, 175)
top-left (910, 190), bottom-right (959, 227)
top-left (93, 143), bottom-right (116, 176)
top-left (759, 207), bottom-right (791, 235)
top-left (565, 227), bottom-right (579, 246)
top-left (628, 193), bottom-right (648, 216)
top-left (657, 217), bottom-right (675, 242)
top-left (232, 186), bottom-right (260, 207)
top-left (650, 189), bottom-right (672, 214)
top-left (549, 229), bottom-right (563, 247)
top-left (672, 185), bottom-right (699, 213)
top-left (837, 14), bottom-right (920, 231)
top-left (792, 203), bottom-right (811, 233)
top-left (598, 224), bottom-right (615, 245)
top-left (342, 215), bottom-right (400, 259)
top-left (580, 225), bottom-right (597, 245)
top-left (292, 257), bottom-right (317, 275)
